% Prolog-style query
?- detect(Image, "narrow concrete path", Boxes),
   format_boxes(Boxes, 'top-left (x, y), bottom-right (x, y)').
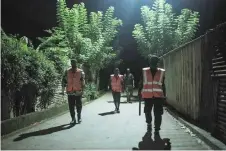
top-left (1, 92), bottom-right (211, 150)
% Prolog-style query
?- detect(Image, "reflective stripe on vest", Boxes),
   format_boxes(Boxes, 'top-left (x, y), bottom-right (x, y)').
top-left (111, 74), bottom-right (123, 92)
top-left (141, 67), bottom-right (165, 98)
top-left (67, 68), bottom-right (82, 92)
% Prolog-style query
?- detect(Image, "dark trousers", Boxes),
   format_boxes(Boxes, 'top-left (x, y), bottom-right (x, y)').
top-left (112, 91), bottom-right (121, 110)
top-left (144, 98), bottom-right (164, 131)
top-left (68, 95), bottom-right (82, 120)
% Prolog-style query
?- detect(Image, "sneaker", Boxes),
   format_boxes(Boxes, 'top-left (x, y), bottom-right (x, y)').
top-left (154, 131), bottom-right (161, 140)
top-left (154, 131), bottom-right (159, 135)
top-left (70, 118), bottom-right (76, 124)
top-left (77, 114), bottom-right (82, 123)
top-left (147, 124), bottom-right (152, 132)
top-left (117, 110), bottom-right (120, 113)
top-left (78, 118), bottom-right (82, 123)
top-left (143, 131), bottom-right (152, 140)
top-left (70, 118), bottom-right (76, 125)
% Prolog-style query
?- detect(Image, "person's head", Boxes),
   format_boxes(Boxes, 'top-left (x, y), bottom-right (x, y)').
top-left (148, 55), bottom-right (159, 69)
top-left (71, 59), bottom-right (77, 69)
top-left (126, 68), bottom-right (130, 74)
top-left (114, 68), bottom-right (120, 75)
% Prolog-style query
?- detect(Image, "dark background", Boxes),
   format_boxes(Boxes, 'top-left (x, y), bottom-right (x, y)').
top-left (2, 0), bottom-right (226, 89)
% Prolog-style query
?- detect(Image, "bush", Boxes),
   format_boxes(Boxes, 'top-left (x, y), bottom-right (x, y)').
top-left (1, 31), bottom-right (60, 117)
top-left (83, 83), bottom-right (98, 101)
top-left (41, 48), bottom-right (68, 75)
top-left (1, 33), bottom-right (29, 99)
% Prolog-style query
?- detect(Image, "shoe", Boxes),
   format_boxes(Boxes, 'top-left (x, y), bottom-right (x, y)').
top-left (154, 131), bottom-right (159, 135)
top-left (154, 131), bottom-right (161, 141)
top-left (77, 114), bottom-right (82, 123)
top-left (70, 119), bottom-right (76, 125)
top-left (117, 110), bottom-right (120, 113)
top-left (147, 124), bottom-right (152, 132)
top-left (143, 131), bottom-right (152, 140)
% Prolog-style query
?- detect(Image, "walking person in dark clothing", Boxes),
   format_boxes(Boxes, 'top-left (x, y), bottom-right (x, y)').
top-left (138, 55), bottom-right (166, 137)
top-left (109, 68), bottom-right (124, 113)
top-left (124, 68), bottom-right (135, 103)
top-left (62, 59), bottom-right (85, 124)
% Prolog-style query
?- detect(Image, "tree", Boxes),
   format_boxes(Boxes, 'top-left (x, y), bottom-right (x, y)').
top-left (132, 0), bottom-right (199, 57)
top-left (37, 0), bottom-right (122, 95)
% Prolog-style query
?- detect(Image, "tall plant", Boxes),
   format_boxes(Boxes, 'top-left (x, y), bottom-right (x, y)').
top-left (37, 0), bottom-right (122, 91)
top-left (132, 0), bottom-right (199, 57)
top-left (1, 30), bottom-right (59, 118)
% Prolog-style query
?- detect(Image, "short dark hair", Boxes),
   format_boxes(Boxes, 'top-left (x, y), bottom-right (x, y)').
top-left (148, 54), bottom-right (160, 63)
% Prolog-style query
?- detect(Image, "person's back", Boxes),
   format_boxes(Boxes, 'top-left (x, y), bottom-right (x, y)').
top-left (124, 68), bottom-right (134, 103)
top-left (139, 55), bottom-right (166, 137)
top-left (124, 73), bottom-right (134, 86)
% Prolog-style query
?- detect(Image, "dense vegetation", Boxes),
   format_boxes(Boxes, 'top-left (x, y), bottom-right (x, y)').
top-left (1, 31), bottom-right (60, 118)
top-left (1, 0), bottom-right (200, 120)
top-left (38, 0), bottom-right (123, 90)
top-left (1, 0), bottom-right (122, 119)
top-left (132, 0), bottom-right (200, 57)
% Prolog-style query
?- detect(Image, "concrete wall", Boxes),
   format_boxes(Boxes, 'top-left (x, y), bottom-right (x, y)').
top-left (1, 91), bottom-right (105, 136)
top-left (162, 37), bottom-right (203, 120)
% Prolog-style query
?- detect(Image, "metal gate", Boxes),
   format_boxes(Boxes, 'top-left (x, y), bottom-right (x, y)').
top-left (211, 23), bottom-right (226, 144)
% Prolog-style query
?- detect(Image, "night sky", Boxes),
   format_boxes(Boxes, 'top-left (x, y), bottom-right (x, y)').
top-left (2, 0), bottom-right (226, 87)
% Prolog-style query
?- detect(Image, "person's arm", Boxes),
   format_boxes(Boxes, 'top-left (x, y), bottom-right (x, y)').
top-left (121, 76), bottom-right (124, 92)
top-left (61, 71), bottom-right (67, 94)
top-left (138, 74), bottom-right (143, 97)
top-left (162, 76), bottom-right (166, 97)
top-left (132, 74), bottom-right (135, 88)
top-left (123, 74), bottom-right (126, 89)
top-left (108, 76), bottom-right (111, 90)
top-left (138, 74), bottom-right (143, 91)
top-left (80, 70), bottom-right (85, 92)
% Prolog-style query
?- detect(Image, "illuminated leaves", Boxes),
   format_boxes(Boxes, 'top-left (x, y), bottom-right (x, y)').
top-left (133, 0), bottom-right (199, 57)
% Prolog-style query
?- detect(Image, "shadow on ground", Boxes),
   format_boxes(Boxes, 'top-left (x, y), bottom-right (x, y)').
top-left (107, 96), bottom-right (141, 103)
top-left (132, 133), bottom-right (171, 150)
top-left (107, 100), bottom-right (144, 104)
top-left (107, 101), bottom-right (130, 104)
top-left (98, 111), bottom-right (116, 116)
top-left (13, 124), bottom-right (75, 141)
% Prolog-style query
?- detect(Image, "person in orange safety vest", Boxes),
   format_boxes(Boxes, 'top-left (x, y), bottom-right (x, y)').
top-left (108, 68), bottom-right (124, 113)
top-left (138, 55), bottom-right (166, 138)
top-left (62, 59), bottom-right (85, 125)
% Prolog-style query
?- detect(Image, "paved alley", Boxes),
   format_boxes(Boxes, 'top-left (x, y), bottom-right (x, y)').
top-left (1, 92), bottom-right (211, 150)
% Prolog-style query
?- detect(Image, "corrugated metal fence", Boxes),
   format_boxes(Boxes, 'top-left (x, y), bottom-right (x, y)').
top-left (161, 22), bottom-right (226, 144)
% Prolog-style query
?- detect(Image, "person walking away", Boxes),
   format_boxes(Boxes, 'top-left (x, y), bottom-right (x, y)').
top-left (124, 68), bottom-right (135, 103)
top-left (109, 68), bottom-right (124, 113)
top-left (138, 55), bottom-right (166, 137)
top-left (62, 59), bottom-right (85, 124)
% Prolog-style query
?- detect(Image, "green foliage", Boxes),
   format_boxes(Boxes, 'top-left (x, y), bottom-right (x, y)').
top-left (1, 33), bottom-right (29, 95)
top-left (1, 31), bottom-right (59, 111)
top-left (37, 0), bottom-right (123, 91)
top-left (133, 0), bottom-right (199, 57)
top-left (39, 47), bottom-right (69, 75)
top-left (54, 0), bottom-right (122, 70)
top-left (83, 83), bottom-right (98, 101)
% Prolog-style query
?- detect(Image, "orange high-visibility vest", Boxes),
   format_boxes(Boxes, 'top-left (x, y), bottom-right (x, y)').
top-left (66, 68), bottom-right (82, 92)
top-left (111, 74), bottom-right (123, 92)
top-left (141, 67), bottom-right (165, 99)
